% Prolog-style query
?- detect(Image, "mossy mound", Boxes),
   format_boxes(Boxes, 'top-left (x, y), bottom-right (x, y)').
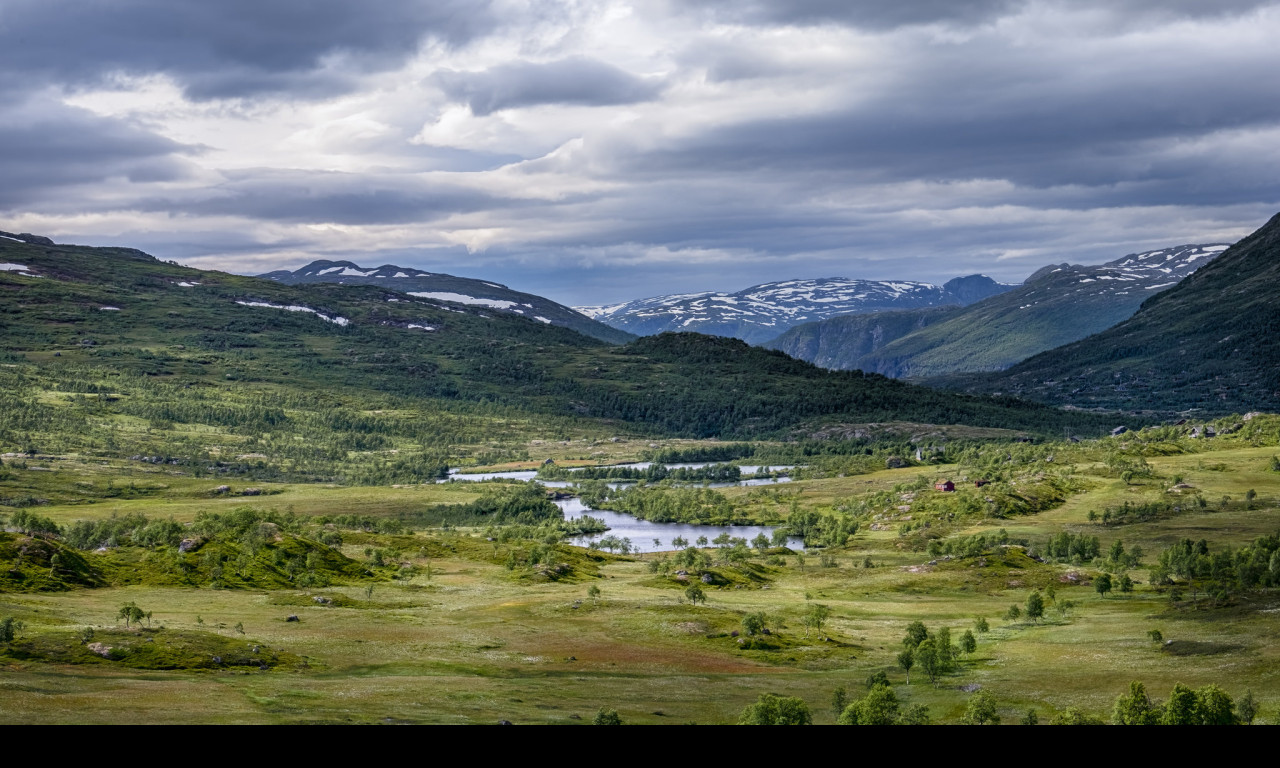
top-left (644, 560), bottom-right (778, 591)
top-left (1, 627), bottom-right (308, 670)
top-left (926, 546), bottom-right (1061, 592)
top-left (0, 533), bottom-right (107, 592)
top-left (268, 592), bottom-right (366, 608)
top-left (1, 531), bottom-right (378, 593)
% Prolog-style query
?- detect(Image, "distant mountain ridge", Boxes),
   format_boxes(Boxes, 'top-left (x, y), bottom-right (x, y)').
top-left (766, 243), bottom-right (1227, 378)
top-left (949, 216), bottom-right (1280, 413)
top-left (260, 260), bottom-right (634, 344)
top-left (577, 274), bottom-right (1013, 344)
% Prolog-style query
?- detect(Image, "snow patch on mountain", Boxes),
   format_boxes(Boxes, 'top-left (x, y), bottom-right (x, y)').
top-left (235, 300), bottom-right (350, 326)
top-left (577, 276), bottom-right (1013, 344)
top-left (408, 292), bottom-right (519, 310)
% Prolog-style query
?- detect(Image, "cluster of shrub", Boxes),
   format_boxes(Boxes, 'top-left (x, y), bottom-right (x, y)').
top-left (1149, 534), bottom-right (1280, 603)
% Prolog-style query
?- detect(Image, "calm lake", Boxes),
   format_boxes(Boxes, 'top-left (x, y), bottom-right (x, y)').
top-left (556, 497), bottom-right (805, 554)
top-left (438, 463), bottom-right (795, 489)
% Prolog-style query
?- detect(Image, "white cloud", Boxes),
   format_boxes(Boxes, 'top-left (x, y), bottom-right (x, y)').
top-left (2, 0), bottom-right (1278, 304)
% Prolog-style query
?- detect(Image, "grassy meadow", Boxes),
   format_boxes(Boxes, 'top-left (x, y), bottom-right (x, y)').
top-left (4, 421), bottom-right (1280, 724)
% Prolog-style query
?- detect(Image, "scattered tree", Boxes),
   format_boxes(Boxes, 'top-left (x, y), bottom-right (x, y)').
top-left (1196, 684), bottom-right (1237, 725)
top-left (117, 602), bottom-right (145, 628)
top-left (739, 693), bottom-right (812, 725)
top-left (1162, 683), bottom-right (1199, 725)
top-left (831, 687), bottom-right (848, 720)
top-left (1005, 604), bottom-right (1021, 621)
top-left (897, 648), bottom-right (914, 684)
top-left (587, 584), bottom-right (601, 600)
top-left (1025, 592), bottom-right (1045, 623)
top-left (752, 533), bottom-right (771, 553)
top-left (1020, 709), bottom-right (1039, 726)
top-left (973, 616), bottom-right (989, 633)
top-left (0, 617), bottom-right (24, 643)
top-left (1147, 629), bottom-right (1163, 643)
top-left (1118, 574), bottom-right (1134, 594)
top-left (865, 671), bottom-right (890, 690)
top-left (742, 611), bottom-right (767, 636)
top-left (960, 629), bottom-right (977, 656)
top-left (803, 603), bottom-right (831, 637)
top-left (684, 584), bottom-right (706, 605)
top-left (837, 683), bottom-right (899, 725)
top-left (1112, 681), bottom-right (1160, 725)
top-left (915, 639), bottom-right (943, 684)
top-left (592, 707), bottom-right (623, 725)
top-left (961, 690), bottom-right (1000, 725)
top-left (902, 620), bottom-right (928, 650)
top-left (1238, 691), bottom-right (1258, 725)
top-left (1095, 573), bottom-right (1113, 598)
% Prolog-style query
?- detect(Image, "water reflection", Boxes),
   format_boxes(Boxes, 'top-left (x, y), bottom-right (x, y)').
top-left (557, 497), bottom-right (804, 554)
top-left (437, 463), bottom-right (795, 489)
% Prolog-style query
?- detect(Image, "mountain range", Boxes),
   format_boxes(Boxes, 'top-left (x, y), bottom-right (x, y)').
top-left (576, 274), bottom-right (1012, 345)
top-left (950, 215), bottom-right (1280, 413)
top-left (260, 260), bottom-right (633, 344)
top-left (0, 236), bottom-right (1097, 449)
top-left (766, 243), bottom-right (1228, 378)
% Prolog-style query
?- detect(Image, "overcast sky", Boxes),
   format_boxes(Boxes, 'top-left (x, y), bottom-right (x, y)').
top-left (3, 0), bottom-right (1279, 305)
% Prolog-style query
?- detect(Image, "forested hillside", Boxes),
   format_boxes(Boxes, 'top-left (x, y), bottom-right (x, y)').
top-left (0, 237), bottom-right (1113, 480)
top-left (946, 215), bottom-right (1280, 413)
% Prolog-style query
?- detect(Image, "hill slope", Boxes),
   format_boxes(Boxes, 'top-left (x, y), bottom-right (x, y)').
top-left (945, 216), bottom-right (1280, 413)
top-left (261, 260), bottom-right (634, 344)
top-left (577, 275), bottom-right (1011, 344)
top-left (0, 237), bottom-right (1111, 474)
top-left (768, 244), bottom-right (1226, 378)
top-left (762, 306), bottom-right (963, 370)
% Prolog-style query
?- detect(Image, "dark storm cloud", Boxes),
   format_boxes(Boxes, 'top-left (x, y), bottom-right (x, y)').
top-left (433, 58), bottom-right (664, 116)
top-left (618, 45), bottom-right (1280, 207)
top-left (0, 0), bottom-right (498, 100)
top-left (674, 0), bottom-right (1024, 30)
top-left (142, 169), bottom-right (531, 225)
top-left (679, 0), bottom-right (1273, 29)
top-left (0, 96), bottom-right (196, 210)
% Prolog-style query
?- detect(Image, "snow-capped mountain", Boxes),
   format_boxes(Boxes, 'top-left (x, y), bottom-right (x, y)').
top-left (767, 243), bottom-right (1230, 379)
top-left (577, 274), bottom-right (1013, 344)
top-left (1022, 243), bottom-right (1228, 297)
top-left (259, 260), bottom-right (634, 344)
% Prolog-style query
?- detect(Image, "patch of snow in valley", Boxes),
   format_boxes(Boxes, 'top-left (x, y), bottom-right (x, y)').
top-left (100, 306), bottom-right (121, 311)
top-left (0, 235), bottom-right (24, 242)
top-left (534, 316), bottom-right (551, 324)
top-left (177, 281), bottom-right (199, 287)
top-left (1146, 282), bottom-right (1177, 290)
top-left (408, 291), bottom-right (518, 310)
top-left (407, 324), bottom-right (435, 331)
top-left (317, 266), bottom-right (345, 275)
top-left (0, 263), bottom-right (31, 271)
top-left (392, 272), bottom-right (411, 278)
top-left (235, 300), bottom-right (350, 326)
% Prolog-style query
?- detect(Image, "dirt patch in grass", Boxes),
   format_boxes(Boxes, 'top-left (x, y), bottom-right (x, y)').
top-left (1161, 640), bottom-right (1245, 656)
